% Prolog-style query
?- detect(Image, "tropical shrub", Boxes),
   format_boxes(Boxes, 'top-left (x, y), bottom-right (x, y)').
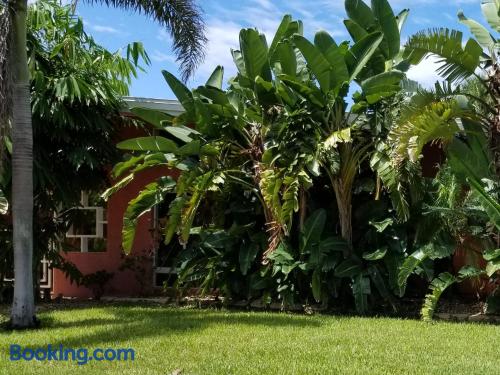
top-left (0, 0), bottom-right (150, 290)
top-left (390, 0), bottom-right (500, 318)
top-left (108, 0), bottom-right (446, 314)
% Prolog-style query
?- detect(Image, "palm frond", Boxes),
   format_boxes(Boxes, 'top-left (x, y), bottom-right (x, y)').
top-left (390, 95), bottom-right (468, 162)
top-left (87, 0), bottom-right (206, 80)
top-left (405, 28), bottom-right (483, 83)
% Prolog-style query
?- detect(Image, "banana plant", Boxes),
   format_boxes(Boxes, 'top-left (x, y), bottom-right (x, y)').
top-left (105, 15), bottom-right (315, 255)
top-left (273, 0), bottom-right (411, 251)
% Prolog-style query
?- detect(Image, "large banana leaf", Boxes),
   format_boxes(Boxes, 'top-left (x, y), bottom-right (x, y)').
top-left (360, 70), bottom-right (405, 103)
top-left (122, 176), bottom-right (176, 253)
top-left (117, 136), bottom-right (179, 153)
top-left (162, 70), bottom-right (193, 110)
top-left (481, 0), bottom-right (500, 32)
top-left (458, 11), bottom-right (496, 51)
top-left (239, 28), bottom-right (272, 83)
top-left (345, 32), bottom-right (384, 82)
top-left (272, 41), bottom-right (297, 76)
top-left (294, 35), bottom-right (332, 92)
top-left (130, 107), bottom-right (173, 129)
top-left (395, 9), bottom-right (409, 33)
top-left (269, 14), bottom-right (303, 59)
top-left (314, 31), bottom-right (350, 89)
top-left (206, 65), bottom-right (224, 89)
top-left (300, 209), bottom-right (326, 253)
top-left (343, 19), bottom-right (368, 42)
top-left (372, 0), bottom-right (400, 59)
top-left (345, 0), bottom-right (375, 28)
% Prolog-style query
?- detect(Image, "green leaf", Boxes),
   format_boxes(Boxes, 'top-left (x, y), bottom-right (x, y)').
top-left (468, 177), bottom-right (500, 230)
top-left (421, 272), bottom-right (456, 321)
top-left (323, 128), bottom-right (352, 149)
top-left (164, 126), bottom-right (198, 143)
top-left (346, 32), bottom-right (384, 82)
top-left (279, 75), bottom-right (326, 107)
top-left (294, 35), bottom-right (332, 92)
top-left (334, 258), bottom-right (362, 278)
top-left (361, 70), bottom-right (404, 104)
top-left (481, 0), bottom-right (500, 32)
top-left (483, 248), bottom-right (500, 261)
top-left (363, 247), bottom-right (387, 260)
top-left (300, 209), bottom-right (326, 253)
top-left (206, 65), bottom-right (224, 89)
top-left (269, 15), bottom-right (303, 58)
top-left (405, 29), bottom-right (482, 83)
top-left (368, 265), bottom-right (391, 301)
top-left (368, 217), bottom-right (393, 232)
top-left (352, 274), bottom-right (370, 314)
top-left (177, 140), bottom-right (201, 156)
top-left (122, 177), bottom-right (176, 253)
top-left (130, 107), bottom-right (172, 129)
top-left (486, 259), bottom-right (500, 277)
top-left (397, 249), bottom-right (427, 288)
top-left (239, 242), bottom-right (260, 276)
top-left (372, 0), bottom-right (400, 58)
top-left (272, 41), bottom-right (297, 76)
top-left (345, 0), bottom-right (376, 28)
top-left (344, 19), bottom-right (368, 42)
top-left (162, 70), bottom-right (193, 109)
top-left (117, 136), bottom-right (179, 153)
top-left (239, 28), bottom-right (272, 82)
top-left (396, 9), bottom-right (409, 33)
top-left (102, 174), bottom-right (134, 201)
top-left (312, 269), bottom-right (322, 302)
top-left (458, 11), bottom-right (496, 51)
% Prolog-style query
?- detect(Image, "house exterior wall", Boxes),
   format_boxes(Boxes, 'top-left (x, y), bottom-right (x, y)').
top-left (51, 97), bottom-right (184, 299)
top-left (52, 166), bottom-right (178, 299)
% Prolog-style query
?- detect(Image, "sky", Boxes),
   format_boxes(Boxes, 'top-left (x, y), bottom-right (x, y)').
top-left (75, 0), bottom-right (485, 99)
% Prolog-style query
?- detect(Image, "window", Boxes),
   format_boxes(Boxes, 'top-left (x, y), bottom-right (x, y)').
top-left (65, 192), bottom-right (107, 252)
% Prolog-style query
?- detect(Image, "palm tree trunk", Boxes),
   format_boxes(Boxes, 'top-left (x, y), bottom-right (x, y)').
top-left (10, 0), bottom-right (36, 328)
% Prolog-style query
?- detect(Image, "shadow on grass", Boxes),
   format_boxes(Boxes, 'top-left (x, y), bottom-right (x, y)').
top-left (35, 306), bottom-right (323, 348)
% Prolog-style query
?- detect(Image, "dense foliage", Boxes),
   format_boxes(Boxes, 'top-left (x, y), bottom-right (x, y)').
top-left (0, 0), bottom-right (150, 297)
top-left (106, 0), bottom-right (491, 318)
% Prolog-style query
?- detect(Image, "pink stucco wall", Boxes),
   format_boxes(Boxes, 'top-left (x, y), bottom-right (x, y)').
top-left (51, 166), bottom-right (178, 299)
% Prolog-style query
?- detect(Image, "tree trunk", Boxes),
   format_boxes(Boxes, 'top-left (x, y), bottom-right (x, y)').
top-left (332, 178), bottom-right (352, 257)
top-left (10, 0), bottom-right (36, 328)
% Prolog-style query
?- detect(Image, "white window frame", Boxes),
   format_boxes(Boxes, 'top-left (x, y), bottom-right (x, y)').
top-left (66, 192), bottom-right (107, 252)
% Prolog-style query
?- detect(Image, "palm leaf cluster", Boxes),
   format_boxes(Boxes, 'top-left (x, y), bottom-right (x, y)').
top-left (86, 0), bottom-right (206, 80)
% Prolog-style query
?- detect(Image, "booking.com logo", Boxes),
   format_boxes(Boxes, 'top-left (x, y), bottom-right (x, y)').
top-left (10, 344), bottom-right (135, 365)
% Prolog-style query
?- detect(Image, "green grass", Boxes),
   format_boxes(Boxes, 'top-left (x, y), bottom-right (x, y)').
top-left (0, 304), bottom-right (499, 374)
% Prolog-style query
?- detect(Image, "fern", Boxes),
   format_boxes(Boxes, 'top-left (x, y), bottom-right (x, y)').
top-left (421, 266), bottom-right (484, 321)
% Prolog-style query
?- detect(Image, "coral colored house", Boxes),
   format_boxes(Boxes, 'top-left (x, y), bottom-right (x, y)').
top-left (51, 98), bottom-right (184, 299)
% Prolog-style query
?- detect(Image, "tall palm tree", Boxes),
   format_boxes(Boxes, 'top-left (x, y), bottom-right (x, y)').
top-left (0, 0), bottom-right (206, 328)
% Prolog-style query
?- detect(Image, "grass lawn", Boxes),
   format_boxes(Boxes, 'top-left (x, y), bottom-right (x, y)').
top-left (0, 304), bottom-right (499, 374)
